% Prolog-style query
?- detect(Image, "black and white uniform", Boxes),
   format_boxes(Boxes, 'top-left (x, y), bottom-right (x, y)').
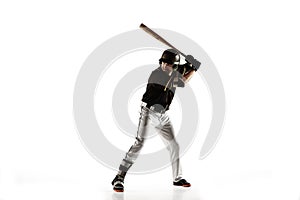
top-left (118, 67), bottom-right (184, 181)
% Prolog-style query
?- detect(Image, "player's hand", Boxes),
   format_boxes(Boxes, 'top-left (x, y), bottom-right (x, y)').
top-left (185, 55), bottom-right (201, 71)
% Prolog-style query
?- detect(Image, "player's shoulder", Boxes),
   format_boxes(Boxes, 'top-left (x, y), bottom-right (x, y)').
top-left (152, 66), bottom-right (161, 72)
top-left (150, 67), bottom-right (163, 76)
top-left (148, 67), bottom-right (163, 83)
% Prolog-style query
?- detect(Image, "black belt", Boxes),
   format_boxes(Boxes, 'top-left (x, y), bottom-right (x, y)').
top-left (145, 104), bottom-right (168, 113)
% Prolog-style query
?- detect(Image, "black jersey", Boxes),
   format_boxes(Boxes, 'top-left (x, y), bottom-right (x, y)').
top-left (141, 67), bottom-right (177, 110)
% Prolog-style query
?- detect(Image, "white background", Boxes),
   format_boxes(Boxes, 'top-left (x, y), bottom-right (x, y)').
top-left (1, 0), bottom-right (300, 200)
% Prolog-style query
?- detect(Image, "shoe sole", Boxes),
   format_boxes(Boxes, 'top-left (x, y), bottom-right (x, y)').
top-left (174, 184), bottom-right (191, 187)
top-left (113, 187), bottom-right (124, 192)
top-left (183, 184), bottom-right (191, 187)
top-left (114, 189), bottom-right (124, 192)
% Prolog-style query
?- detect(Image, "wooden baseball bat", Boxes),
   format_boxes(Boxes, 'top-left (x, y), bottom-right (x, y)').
top-left (139, 23), bottom-right (187, 58)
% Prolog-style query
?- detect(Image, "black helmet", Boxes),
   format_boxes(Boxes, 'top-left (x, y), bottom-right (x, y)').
top-left (159, 49), bottom-right (180, 65)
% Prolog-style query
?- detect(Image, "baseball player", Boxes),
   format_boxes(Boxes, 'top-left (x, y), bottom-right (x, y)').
top-left (111, 49), bottom-right (201, 192)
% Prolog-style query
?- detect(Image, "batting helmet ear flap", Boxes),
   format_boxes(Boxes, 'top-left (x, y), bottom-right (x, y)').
top-left (172, 64), bottom-right (179, 71)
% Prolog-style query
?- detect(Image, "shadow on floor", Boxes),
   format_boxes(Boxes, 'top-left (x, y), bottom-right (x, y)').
top-left (106, 187), bottom-right (203, 200)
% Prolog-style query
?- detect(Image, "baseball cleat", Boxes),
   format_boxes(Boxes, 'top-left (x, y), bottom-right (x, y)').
top-left (112, 175), bottom-right (124, 192)
top-left (173, 179), bottom-right (191, 187)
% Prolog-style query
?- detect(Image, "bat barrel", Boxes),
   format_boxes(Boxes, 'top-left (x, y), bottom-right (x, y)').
top-left (139, 23), bottom-right (187, 58)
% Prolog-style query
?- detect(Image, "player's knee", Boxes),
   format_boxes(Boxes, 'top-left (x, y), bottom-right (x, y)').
top-left (135, 137), bottom-right (145, 147)
top-left (171, 141), bottom-right (180, 152)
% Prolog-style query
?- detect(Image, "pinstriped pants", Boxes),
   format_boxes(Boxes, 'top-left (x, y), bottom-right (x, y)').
top-left (118, 105), bottom-right (182, 181)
